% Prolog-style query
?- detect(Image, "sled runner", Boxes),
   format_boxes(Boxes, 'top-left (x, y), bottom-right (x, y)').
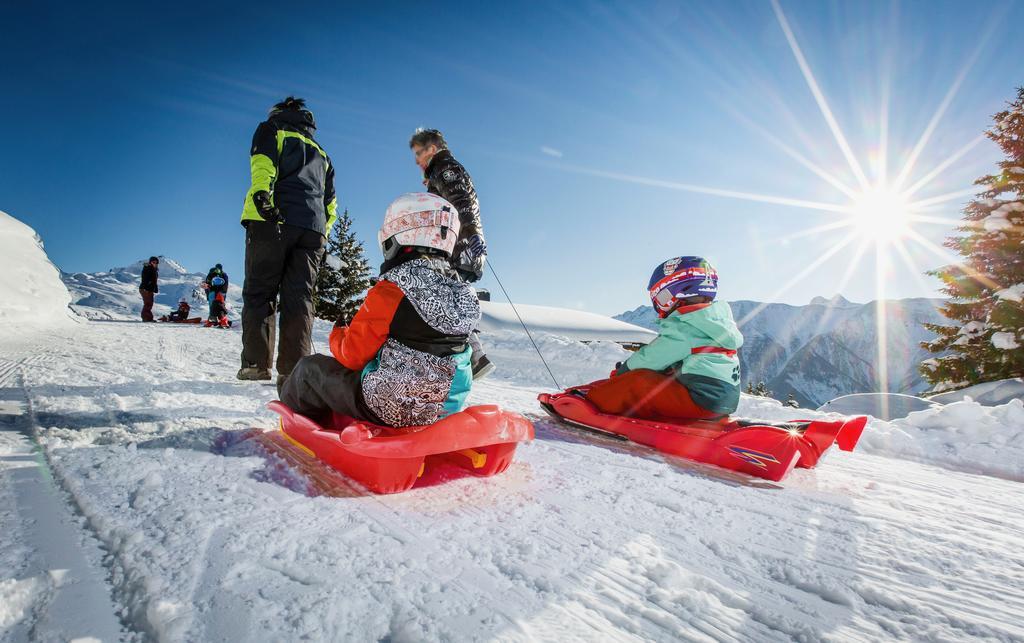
top-left (266, 400), bottom-right (534, 494)
top-left (538, 388), bottom-right (866, 482)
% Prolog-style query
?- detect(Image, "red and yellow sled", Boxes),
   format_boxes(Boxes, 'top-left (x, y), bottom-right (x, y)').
top-left (264, 401), bottom-right (534, 494)
top-left (538, 389), bottom-right (866, 482)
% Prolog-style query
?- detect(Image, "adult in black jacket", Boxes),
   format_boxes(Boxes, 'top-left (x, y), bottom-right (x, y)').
top-left (410, 129), bottom-right (486, 282)
top-left (139, 256), bottom-right (159, 322)
top-left (205, 264), bottom-right (229, 293)
top-left (238, 97), bottom-right (337, 389)
top-left (409, 129), bottom-right (493, 378)
top-left (205, 263), bottom-right (229, 305)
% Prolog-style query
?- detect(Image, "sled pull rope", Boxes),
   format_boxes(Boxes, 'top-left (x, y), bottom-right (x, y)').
top-left (486, 260), bottom-right (561, 390)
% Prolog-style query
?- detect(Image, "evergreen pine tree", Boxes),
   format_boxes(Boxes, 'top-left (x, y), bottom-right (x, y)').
top-left (785, 393), bottom-right (800, 408)
top-left (921, 87), bottom-right (1024, 391)
top-left (746, 381), bottom-right (771, 398)
top-left (314, 209), bottom-right (373, 325)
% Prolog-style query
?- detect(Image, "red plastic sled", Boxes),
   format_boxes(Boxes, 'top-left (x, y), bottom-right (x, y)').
top-left (267, 401), bottom-right (534, 494)
top-left (538, 389), bottom-right (867, 482)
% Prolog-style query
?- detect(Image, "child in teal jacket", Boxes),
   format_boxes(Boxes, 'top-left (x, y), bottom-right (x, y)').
top-left (585, 257), bottom-right (743, 420)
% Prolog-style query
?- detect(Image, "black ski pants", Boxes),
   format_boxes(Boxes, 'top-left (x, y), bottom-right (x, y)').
top-left (241, 221), bottom-right (325, 377)
top-left (279, 354), bottom-right (383, 424)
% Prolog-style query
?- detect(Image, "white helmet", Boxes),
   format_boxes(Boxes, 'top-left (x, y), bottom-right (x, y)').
top-left (378, 193), bottom-right (460, 260)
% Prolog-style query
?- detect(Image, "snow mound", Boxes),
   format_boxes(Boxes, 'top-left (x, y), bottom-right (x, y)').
top-left (0, 211), bottom-right (76, 328)
top-left (860, 398), bottom-right (1024, 482)
top-left (928, 377), bottom-right (1024, 407)
top-left (480, 301), bottom-right (655, 344)
top-left (816, 393), bottom-right (939, 420)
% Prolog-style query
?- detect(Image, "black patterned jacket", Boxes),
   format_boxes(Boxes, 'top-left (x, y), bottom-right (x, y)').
top-left (328, 252), bottom-right (481, 427)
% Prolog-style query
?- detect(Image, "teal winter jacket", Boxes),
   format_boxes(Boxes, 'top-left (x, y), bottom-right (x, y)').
top-left (621, 301), bottom-right (743, 414)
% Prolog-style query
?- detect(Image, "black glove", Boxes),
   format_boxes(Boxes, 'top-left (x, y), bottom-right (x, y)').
top-left (252, 191), bottom-right (281, 224)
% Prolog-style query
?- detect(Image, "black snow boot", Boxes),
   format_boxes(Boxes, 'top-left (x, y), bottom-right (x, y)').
top-left (237, 365), bottom-right (272, 381)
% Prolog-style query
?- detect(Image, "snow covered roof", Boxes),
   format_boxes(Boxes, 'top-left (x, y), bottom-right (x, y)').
top-left (479, 301), bottom-right (656, 344)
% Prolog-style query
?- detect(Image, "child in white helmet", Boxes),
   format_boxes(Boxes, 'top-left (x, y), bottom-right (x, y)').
top-left (280, 193), bottom-right (481, 427)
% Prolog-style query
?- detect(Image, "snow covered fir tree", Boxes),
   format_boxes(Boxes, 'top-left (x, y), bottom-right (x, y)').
top-left (921, 87), bottom-right (1024, 391)
top-left (313, 209), bottom-right (372, 325)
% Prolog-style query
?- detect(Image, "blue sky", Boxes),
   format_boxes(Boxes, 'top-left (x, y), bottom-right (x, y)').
top-left (1, 0), bottom-right (1020, 316)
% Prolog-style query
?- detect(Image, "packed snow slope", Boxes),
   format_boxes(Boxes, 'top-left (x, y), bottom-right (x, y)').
top-left (62, 257), bottom-right (242, 322)
top-left (617, 295), bottom-right (948, 407)
top-left (2, 319), bottom-right (1023, 641)
top-left (0, 211), bottom-right (76, 328)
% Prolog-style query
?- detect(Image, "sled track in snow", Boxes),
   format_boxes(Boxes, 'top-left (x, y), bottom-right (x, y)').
top-left (0, 350), bottom-right (132, 640)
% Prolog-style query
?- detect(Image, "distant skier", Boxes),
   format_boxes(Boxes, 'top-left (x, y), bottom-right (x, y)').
top-left (139, 256), bottom-right (159, 322)
top-left (578, 257), bottom-right (744, 421)
top-left (160, 298), bottom-right (192, 322)
top-left (204, 263), bottom-right (229, 303)
top-left (238, 97), bottom-right (336, 390)
top-left (281, 193), bottom-right (480, 427)
top-left (409, 128), bottom-right (493, 379)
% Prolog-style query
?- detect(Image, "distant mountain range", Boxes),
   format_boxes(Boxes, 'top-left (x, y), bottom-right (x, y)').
top-left (62, 257), bottom-right (242, 321)
top-left (615, 295), bottom-right (948, 407)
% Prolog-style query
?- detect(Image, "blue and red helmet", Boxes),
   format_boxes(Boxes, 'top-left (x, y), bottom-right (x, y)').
top-left (647, 256), bottom-right (718, 317)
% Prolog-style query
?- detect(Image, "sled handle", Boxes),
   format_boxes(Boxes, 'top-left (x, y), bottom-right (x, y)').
top-left (340, 424), bottom-right (373, 445)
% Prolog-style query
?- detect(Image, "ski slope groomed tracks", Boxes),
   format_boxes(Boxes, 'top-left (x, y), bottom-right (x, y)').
top-left (1, 320), bottom-right (1022, 642)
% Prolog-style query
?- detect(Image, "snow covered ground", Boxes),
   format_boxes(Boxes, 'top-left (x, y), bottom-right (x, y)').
top-left (2, 320), bottom-right (1023, 642)
top-left (2, 212), bottom-right (1022, 642)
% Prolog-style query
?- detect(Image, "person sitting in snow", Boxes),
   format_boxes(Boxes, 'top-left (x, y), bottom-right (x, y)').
top-left (579, 257), bottom-right (743, 421)
top-left (280, 193), bottom-right (481, 427)
top-left (205, 292), bottom-right (232, 328)
top-left (161, 298), bottom-right (191, 322)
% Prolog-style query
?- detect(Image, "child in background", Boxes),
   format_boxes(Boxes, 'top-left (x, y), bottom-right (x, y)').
top-left (205, 292), bottom-right (231, 328)
top-left (160, 298), bottom-right (191, 322)
top-left (583, 256), bottom-right (743, 421)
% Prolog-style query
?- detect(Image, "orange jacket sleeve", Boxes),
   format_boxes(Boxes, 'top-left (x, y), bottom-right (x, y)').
top-left (329, 280), bottom-right (404, 371)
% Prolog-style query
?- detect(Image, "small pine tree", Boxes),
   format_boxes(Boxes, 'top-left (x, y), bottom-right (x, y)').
top-left (314, 209), bottom-right (373, 325)
top-left (785, 393), bottom-right (800, 408)
top-left (746, 381), bottom-right (772, 397)
top-left (921, 87), bottom-right (1024, 391)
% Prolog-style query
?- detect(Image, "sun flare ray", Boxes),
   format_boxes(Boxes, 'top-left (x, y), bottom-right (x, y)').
top-left (771, 0), bottom-right (871, 190)
top-left (736, 235), bottom-right (856, 329)
top-left (546, 161), bottom-right (855, 213)
top-left (903, 135), bottom-right (987, 198)
top-left (890, 54), bottom-right (982, 191)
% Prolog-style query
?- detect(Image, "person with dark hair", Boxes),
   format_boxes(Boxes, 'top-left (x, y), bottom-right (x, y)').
top-left (238, 97), bottom-right (337, 390)
top-left (409, 128), bottom-right (494, 378)
top-left (139, 256), bottom-right (159, 322)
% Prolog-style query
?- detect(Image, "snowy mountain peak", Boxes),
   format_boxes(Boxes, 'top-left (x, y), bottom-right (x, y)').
top-left (114, 256), bottom-right (190, 276)
top-left (809, 294), bottom-right (858, 307)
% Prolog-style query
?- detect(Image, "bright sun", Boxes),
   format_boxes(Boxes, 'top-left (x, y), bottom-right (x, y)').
top-left (850, 187), bottom-right (912, 243)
